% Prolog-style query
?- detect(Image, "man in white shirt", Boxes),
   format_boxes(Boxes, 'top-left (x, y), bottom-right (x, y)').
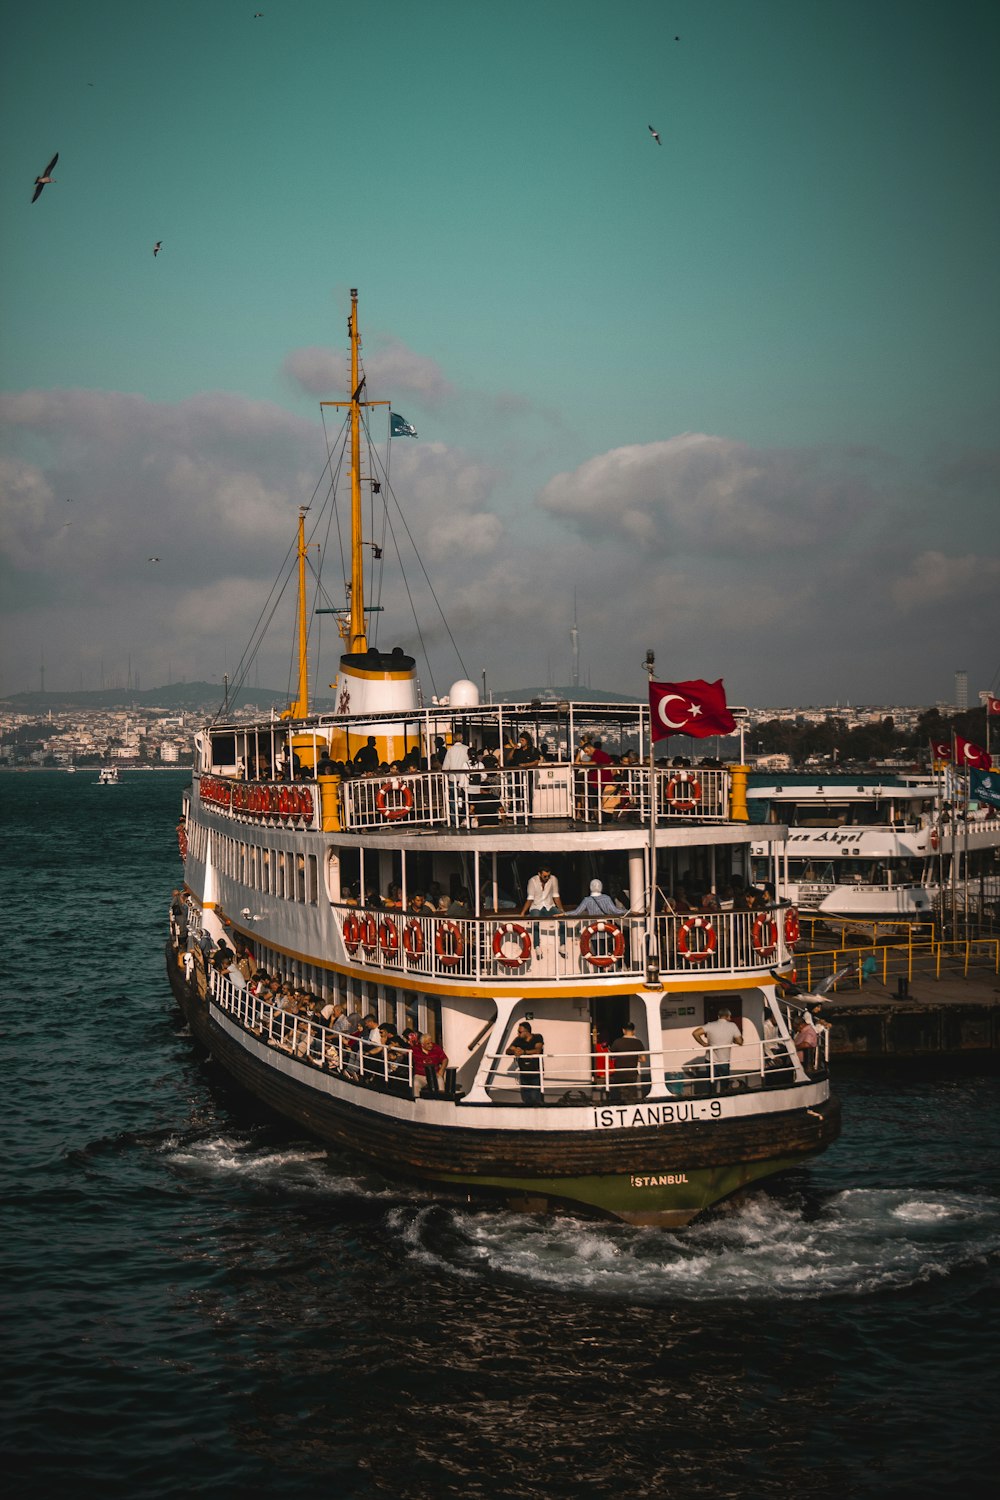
top-left (521, 864), bottom-right (564, 956)
top-left (442, 733), bottom-right (472, 822)
top-left (692, 1008), bottom-right (744, 1086)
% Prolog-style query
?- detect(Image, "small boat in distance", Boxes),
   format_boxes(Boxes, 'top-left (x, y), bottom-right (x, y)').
top-left (97, 766), bottom-right (120, 785)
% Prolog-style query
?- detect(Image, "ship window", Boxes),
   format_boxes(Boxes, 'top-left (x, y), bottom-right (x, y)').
top-left (307, 855), bottom-right (318, 904)
top-left (296, 854), bottom-right (306, 902)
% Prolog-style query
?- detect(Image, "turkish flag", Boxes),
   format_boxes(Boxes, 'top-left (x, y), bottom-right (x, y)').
top-left (955, 735), bottom-right (991, 770)
top-left (930, 739), bottom-right (951, 761)
top-left (987, 693), bottom-right (1000, 717)
top-left (649, 679), bottom-right (737, 741)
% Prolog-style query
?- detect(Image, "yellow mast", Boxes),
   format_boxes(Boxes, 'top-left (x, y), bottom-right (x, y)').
top-left (320, 288), bottom-right (389, 657)
top-left (288, 508), bottom-right (309, 718)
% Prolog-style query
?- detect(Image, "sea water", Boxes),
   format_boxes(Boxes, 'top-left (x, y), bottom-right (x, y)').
top-left (2, 772), bottom-right (997, 1499)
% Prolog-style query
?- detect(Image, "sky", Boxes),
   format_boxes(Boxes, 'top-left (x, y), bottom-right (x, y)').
top-left (2, 0), bottom-right (998, 708)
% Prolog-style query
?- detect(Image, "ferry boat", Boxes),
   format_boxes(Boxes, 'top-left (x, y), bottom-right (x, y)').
top-left (166, 290), bottom-right (839, 1228)
top-left (748, 779), bottom-right (1000, 924)
top-left (97, 765), bottom-right (120, 785)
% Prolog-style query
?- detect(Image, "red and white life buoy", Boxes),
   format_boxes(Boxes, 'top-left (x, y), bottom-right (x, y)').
top-left (751, 913), bottom-right (779, 957)
top-left (784, 906), bottom-right (800, 947)
top-left (666, 774), bottom-right (702, 812)
top-left (677, 915), bottom-right (717, 962)
top-left (930, 827), bottom-right (939, 851)
top-left (342, 911), bottom-right (362, 955)
top-left (177, 825), bottom-right (188, 861)
top-left (376, 779), bottom-right (414, 822)
top-left (360, 912), bottom-right (378, 954)
top-left (492, 922), bottom-right (533, 970)
top-left (402, 919), bottom-right (425, 959)
top-left (434, 919), bottom-right (465, 967)
top-left (379, 916), bottom-right (399, 957)
top-left (299, 787), bottom-right (314, 822)
top-left (580, 920), bottom-right (625, 969)
top-left (278, 786), bottom-right (292, 820)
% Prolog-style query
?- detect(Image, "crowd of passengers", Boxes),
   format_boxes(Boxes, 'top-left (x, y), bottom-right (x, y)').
top-left (333, 871), bottom-right (778, 919)
top-left (231, 728), bottom-right (723, 817)
top-left (176, 915), bottom-right (450, 1094)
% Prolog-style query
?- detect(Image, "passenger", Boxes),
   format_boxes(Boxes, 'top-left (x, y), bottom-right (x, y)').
top-left (442, 731), bottom-right (472, 822)
top-left (447, 886), bottom-right (473, 918)
top-left (412, 1032), bottom-right (449, 1096)
top-left (609, 1021), bottom-right (647, 1103)
top-left (506, 1020), bottom-right (545, 1105)
top-left (508, 732), bottom-right (540, 768)
top-left (316, 749), bottom-right (334, 776)
top-left (692, 1008), bottom-right (744, 1090)
top-left (476, 753), bottom-right (502, 826)
top-left (353, 736), bottom-right (380, 773)
top-left (793, 1015), bottom-right (819, 1070)
top-left (568, 879), bottom-right (625, 917)
top-left (521, 864), bottom-right (564, 917)
top-left (407, 891), bottom-right (429, 915)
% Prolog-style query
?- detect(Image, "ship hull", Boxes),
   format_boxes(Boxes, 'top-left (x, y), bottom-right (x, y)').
top-left (168, 951), bottom-right (840, 1228)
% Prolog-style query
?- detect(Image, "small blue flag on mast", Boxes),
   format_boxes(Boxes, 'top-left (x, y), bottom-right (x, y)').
top-left (390, 412), bottom-right (418, 438)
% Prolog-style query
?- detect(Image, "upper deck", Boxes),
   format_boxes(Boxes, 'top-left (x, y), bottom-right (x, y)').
top-left (196, 698), bottom-right (759, 839)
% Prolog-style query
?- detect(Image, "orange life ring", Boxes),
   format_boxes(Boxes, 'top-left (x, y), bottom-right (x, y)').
top-left (403, 919), bottom-right (425, 959)
top-left (784, 907), bottom-right (800, 947)
top-left (677, 915), bottom-right (717, 962)
top-left (289, 786), bottom-right (303, 818)
top-left (492, 922), bottom-right (532, 969)
top-left (376, 779), bottom-right (414, 821)
top-left (751, 913), bottom-right (779, 957)
top-left (177, 826), bottom-right (188, 860)
top-left (299, 787), bottom-right (314, 821)
top-left (434, 919), bottom-right (465, 967)
top-left (360, 912), bottom-right (378, 954)
top-left (930, 827), bottom-right (939, 851)
top-left (342, 912), bottom-right (362, 955)
top-left (278, 786), bottom-right (291, 820)
top-left (580, 920), bottom-right (625, 969)
top-left (666, 774), bottom-right (702, 812)
top-left (379, 916), bottom-right (399, 956)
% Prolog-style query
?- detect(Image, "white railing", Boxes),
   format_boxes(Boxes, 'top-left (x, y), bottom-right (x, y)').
top-left (210, 972), bottom-right (422, 1093)
top-left (205, 971), bottom-right (824, 1107)
top-left (333, 905), bottom-right (793, 982)
top-left (485, 1036), bottom-right (811, 1101)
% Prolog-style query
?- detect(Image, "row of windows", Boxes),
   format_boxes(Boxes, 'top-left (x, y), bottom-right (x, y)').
top-left (190, 819), bottom-right (319, 905)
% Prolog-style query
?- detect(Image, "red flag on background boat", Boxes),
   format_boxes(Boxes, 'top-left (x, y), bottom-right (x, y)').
top-left (954, 735), bottom-right (991, 770)
top-left (649, 679), bottom-right (737, 741)
top-left (987, 693), bottom-right (1000, 717)
top-left (930, 739), bottom-right (951, 761)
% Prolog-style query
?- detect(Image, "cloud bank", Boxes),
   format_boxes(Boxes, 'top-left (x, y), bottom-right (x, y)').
top-left (1, 382), bottom-right (997, 704)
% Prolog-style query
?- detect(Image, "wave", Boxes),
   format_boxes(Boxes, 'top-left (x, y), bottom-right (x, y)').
top-left (388, 1184), bottom-right (1000, 1303)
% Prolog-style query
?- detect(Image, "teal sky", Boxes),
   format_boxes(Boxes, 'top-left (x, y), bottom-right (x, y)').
top-left (2, 0), bottom-right (998, 705)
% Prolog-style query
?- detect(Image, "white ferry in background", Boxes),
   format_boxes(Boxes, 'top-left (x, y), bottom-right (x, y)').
top-left (166, 290), bottom-right (840, 1229)
top-left (97, 766), bottom-right (120, 786)
top-left (748, 779), bottom-right (1000, 923)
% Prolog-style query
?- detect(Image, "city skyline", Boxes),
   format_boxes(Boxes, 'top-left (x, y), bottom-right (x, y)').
top-left (2, 1), bottom-right (999, 704)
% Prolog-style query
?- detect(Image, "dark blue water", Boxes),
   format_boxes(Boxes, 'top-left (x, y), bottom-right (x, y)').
top-left (2, 772), bottom-right (998, 1499)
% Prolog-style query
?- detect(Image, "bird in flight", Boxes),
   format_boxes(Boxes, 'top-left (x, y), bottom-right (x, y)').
top-left (148, 556), bottom-right (160, 563)
top-left (32, 152), bottom-right (59, 202)
top-left (153, 241), bottom-right (162, 257)
top-left (648, 125), bottom-right (661, 146)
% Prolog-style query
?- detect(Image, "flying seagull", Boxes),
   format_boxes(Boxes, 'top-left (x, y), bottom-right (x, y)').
top-left (32, 152), bottom-right (58, 203)
top-left (647, 125), bottom-right (661, 145)
top-left (153, 241), bottom-right (162, 257)
top-left (770, 966), bottom-right (850, 1002)
top-left (148, 556), bottom-right (160, 563)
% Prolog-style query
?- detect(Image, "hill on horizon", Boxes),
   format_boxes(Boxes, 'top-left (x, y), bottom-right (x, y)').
top-left (0, 682), bottom-right (336, 714)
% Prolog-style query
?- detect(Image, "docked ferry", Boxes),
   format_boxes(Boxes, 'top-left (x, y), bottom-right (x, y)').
top-left (748, 779), bottom-right (1000, 924)
top-left (166, 291), bottom-right (839, 1228)
top-left (97, 765), bottom-right (120, 785)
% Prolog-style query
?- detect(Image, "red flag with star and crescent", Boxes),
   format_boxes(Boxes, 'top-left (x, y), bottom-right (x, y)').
top-left (954, 735), bottom-right (991, 770)
top-left (649, 679), bottom-right (737, 742)
top-left (987, 693), bottom-right (1000, 717)
top-left (930, 739), bottom-right (951, 762)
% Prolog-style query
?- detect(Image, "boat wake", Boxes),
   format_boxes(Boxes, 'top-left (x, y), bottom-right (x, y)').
top-left (161, 1129), bottom-right (432, 1204)
top-left (387, 1184), bottom-right (1000, 1302)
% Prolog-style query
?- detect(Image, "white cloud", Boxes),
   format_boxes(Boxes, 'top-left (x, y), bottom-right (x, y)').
top-left (889, 550), bottom-right (1000, 611)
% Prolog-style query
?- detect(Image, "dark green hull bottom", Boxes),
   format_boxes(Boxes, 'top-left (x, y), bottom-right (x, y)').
top-left (408, 1154), bottom-right (812, 1228)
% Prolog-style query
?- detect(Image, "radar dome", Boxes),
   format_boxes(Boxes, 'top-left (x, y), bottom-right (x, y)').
top-left (449, 679), bottom-right (481, 708)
